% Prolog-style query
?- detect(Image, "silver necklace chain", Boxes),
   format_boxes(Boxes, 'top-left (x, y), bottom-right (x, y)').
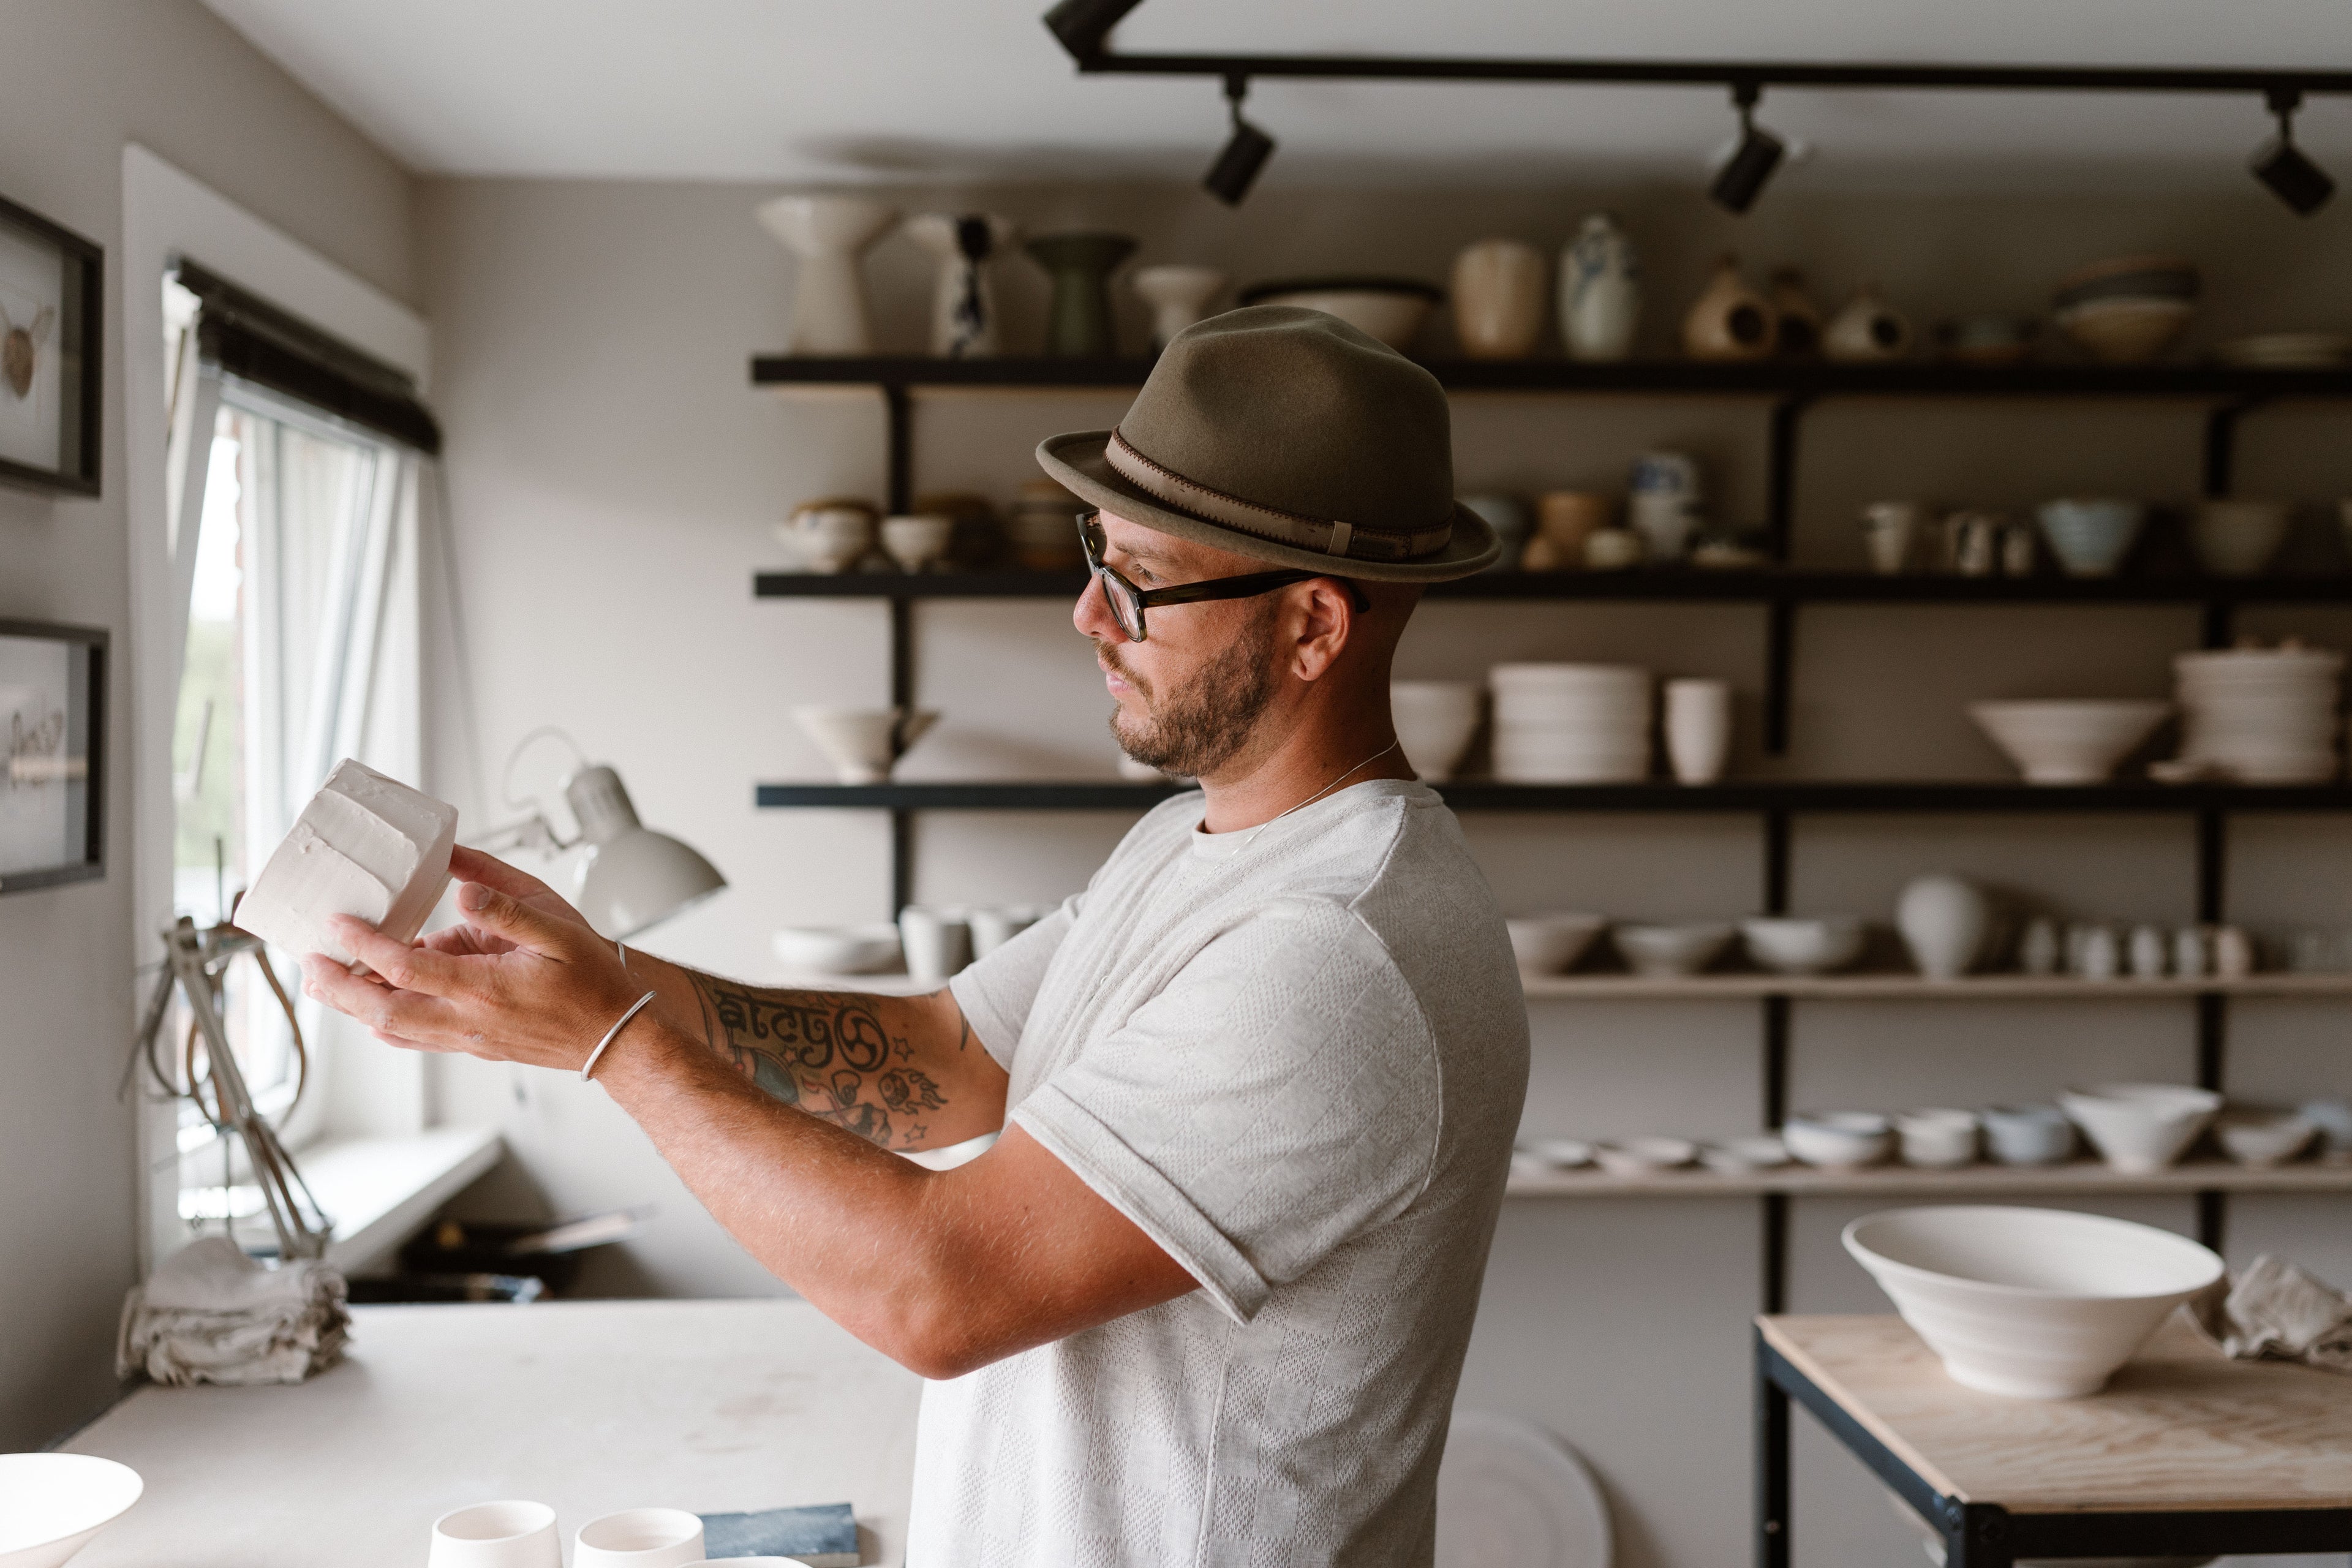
top-left (1235, 737), bottom-right (1403, 851)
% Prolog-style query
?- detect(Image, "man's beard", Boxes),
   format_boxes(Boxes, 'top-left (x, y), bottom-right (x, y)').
top-left (1100, 609), bottom-right (1278, 778)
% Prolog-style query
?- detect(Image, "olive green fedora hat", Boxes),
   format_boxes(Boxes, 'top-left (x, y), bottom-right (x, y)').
top-left (1037, 304), bottom-right (1498, 582)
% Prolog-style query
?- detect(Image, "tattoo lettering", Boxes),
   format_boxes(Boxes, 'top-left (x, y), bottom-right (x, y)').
top-left (688, 978), bottom-right (943, 1150)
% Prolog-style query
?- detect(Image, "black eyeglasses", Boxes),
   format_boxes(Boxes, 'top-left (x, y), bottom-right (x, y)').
top-left (1079, 513), bottom-right (1370, 643)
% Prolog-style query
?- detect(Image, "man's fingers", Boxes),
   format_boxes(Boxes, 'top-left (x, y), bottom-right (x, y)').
top-left (329, 917), bottom-right (469, 997)
top-left (458, 882), bottom-right (581, 955)
top-left (448, 845), bottom-right (555, 901)
top-left (301, 954), bottom-right (466, 1044)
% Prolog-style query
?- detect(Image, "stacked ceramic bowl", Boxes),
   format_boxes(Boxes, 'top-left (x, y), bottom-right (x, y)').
top-left (1488, 663), bottom-right (1653, 782)
top-left (2052, 254), bottom-right (2199, 364)
top-left (1006, 478), bottom-right (1087, 570)
top-left (2173, 647), bottom-right (2343, 783)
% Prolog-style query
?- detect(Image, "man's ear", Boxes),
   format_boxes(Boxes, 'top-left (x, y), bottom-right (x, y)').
top-left (1286, 579), bottom-right (1355, 683)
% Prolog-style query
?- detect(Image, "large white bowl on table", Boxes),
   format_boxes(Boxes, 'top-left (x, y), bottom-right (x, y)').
top-left (1967, 700), bottom-right (2171, 785)
top-left (1843, 1205), bottom-right (2225, 1398)
top-left (0, 1453), bottom-right (143, 1568)
top-left (2060, 1082), bottom-right (2223, 1173)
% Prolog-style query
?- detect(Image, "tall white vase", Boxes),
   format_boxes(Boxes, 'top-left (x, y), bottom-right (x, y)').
top-left (1560, 211), bottom-right (1641, 362)
top-left (1897, 874), bottom-right (1991, 981)
top-left (756, 194), bottom-right (899, 355)
top-left (905, 213), bottom-right (1016, 358)
top-left (1132, 265), bottom-right (1229, 352)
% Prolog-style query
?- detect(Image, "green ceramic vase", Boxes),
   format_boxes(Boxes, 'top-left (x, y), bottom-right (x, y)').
top-left (1025, 232), bottom-right (1136, 358)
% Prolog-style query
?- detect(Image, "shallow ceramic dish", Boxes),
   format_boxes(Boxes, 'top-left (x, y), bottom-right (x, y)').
top-left (1740, 916), bottom-right (1866, 974)
top-left (772, 924), bottom-right (903, 975)
top-left (2214, 1107), bottom-right (2317, 1167)
top-left (1784, 1110), bottom-right (1894, 1169)
top-left (1238, 277), bottom-right (1443, 352)
top-left (1896, 1107), bottom-right (1982, 1169)
top-left (2060, 1082), bottom-right (2223, 1173)
top-left (1506, 912), bottom-right (1607, 976)
top-left (1981, 1103), bottom-right (2076, 1166)
top-left (1593, 1136), bottom-right (1697, 1174)
top-left (1843, 1205), bottom-right (2224, 1398)
top-left (1967, 700), bottom-right (2171, 785)
top-left (1700, 1134), bottom-right (1790, 1174)
top-left (1612, 922), bottom-right (1734, 978)
top-left (0, 1453), bottom-right (143, 1568)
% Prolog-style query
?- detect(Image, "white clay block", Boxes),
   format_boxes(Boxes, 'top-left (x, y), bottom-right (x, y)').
top-left (236, 758), bottom-right (459, 967)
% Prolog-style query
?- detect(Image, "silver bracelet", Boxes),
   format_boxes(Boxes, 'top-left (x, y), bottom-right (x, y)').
top-left (581, 990), bottom-right (658, 1082)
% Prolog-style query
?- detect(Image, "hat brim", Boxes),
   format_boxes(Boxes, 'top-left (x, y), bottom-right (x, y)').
top-left (1038, 429), bottom-right (1501, 583)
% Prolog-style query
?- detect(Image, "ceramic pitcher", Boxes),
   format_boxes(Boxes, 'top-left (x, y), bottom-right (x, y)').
top-left (906, 213), bottom-right (1016, 358)
top-left (1452, 238), bottom-right (1547, 359)
top-left (1025, 232), bottom-right (1137, 358)
top-left (756, 194), bottom-right (900, 355)
top-left (1559, 213), bottom-right (1640, 361)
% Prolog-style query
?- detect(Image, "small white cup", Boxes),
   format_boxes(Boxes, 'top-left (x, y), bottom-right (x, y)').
top-left (1663, 678), bottom-right (1732, 785)
top-left (574, 1508), bottom-right (706, 1568)
top-left (899, 906), bottom-right (973, 984)
top-left (429, 1501), bottom-right (561, 1568)
top-left (1860, 500), bottom-right (1926, 575)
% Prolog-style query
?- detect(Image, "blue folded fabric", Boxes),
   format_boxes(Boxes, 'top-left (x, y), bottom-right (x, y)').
top-left (699, 1501), bottom-right (858, 1565)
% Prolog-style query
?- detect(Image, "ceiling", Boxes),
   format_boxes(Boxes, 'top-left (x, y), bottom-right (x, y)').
top-left (200, 0), bottom-right (2352, 192)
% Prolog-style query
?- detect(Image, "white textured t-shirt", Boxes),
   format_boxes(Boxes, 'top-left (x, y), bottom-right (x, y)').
top-left (911, 778), bottom-right (1529, 1567)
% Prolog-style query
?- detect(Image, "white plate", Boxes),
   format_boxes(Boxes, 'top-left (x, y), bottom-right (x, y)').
top-left (1436, 1409), bottom-right (1613, 1568)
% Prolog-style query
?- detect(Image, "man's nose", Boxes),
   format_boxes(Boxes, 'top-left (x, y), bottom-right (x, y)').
top-left (1072, 571), bottom-right (1121, 641)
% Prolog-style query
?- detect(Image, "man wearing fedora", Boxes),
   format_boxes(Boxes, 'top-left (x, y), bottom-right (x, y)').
top-left (303, 307), bottom-right (1529, 1566)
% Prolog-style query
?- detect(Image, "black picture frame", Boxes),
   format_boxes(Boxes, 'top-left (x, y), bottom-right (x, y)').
top-left (0, 192), bottom-right (100, 496)
top-left (0, 619), bottom-right (105, 892)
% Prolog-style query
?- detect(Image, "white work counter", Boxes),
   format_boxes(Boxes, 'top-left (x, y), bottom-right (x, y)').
top-left (62, 1299), bottom-right (924, 1566)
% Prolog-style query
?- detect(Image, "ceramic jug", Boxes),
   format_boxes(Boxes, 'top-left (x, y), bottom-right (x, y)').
top-left (1132, 265), bottom-right (1229, 352)
top-left (756, 194), bottom-right (900, 355)
top-left (1770, 269), bottom-right (1823, 356)
top-left (1681, 255), bottom-right (1777, 361)
top-left (905, 213), bottom-right (1016, 358)
top-left (1559, 213), bottom-right (1640, 361)
top-left (1824, 285), bottom-right (1913, 363)
top-left (1025, 232), bottom-right (1137, 358)
top-left (1452, 238), bottom-right (1547, 360)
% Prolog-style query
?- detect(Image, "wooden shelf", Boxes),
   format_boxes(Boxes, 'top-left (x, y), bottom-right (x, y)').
top-left (756, 778), bottom-right (2352, 813)
top-left (751, 354), bottom-right (2352, 402)
top-left (1521, 972), bottom-right (2352, 1000)
top-left (1505, 1156), bottom-right (2352, 1199)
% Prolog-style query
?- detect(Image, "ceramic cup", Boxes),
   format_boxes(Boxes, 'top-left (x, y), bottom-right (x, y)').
top-left (431, 1502), bottom-right (562, 1568)
top-left (1980, 1104), bottom-right (2075, 1166)
top-left (968, 904), bottom-right (1045, 958)
top-left (1859, 501), bottom-right (1928, 575)
top-left (573, 1508), bottom-right (704, 1568)
top-left (899, 906), bottom-right (973, 984)
top-left (1664, 679), bottom-right (1732, 785)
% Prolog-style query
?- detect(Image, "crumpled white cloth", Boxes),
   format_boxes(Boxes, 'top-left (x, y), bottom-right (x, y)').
top-left (2189, 1253), bottom-right (2352, 1373)
top-left (116, 1236), bottom-right (350, 1386)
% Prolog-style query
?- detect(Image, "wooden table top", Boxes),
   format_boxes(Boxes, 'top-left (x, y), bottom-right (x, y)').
top-left (1762, 1314), bottom-right (2352, 1515)
top-left (64, 1298), bottom-right (924, 1566)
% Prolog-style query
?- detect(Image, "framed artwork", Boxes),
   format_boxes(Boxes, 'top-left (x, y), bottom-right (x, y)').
top-left (0, 193), bottom-right (100, 496)
top-left (0, 619), bottom-right (105, 892)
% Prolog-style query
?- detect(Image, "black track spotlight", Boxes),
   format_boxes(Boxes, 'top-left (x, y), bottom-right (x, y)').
top-left (2252, 87), bottom-right (2335, 215)
top-left (1708, 82), bottom-right (1785, 215)
top-left (1204, 76), bottom-right (1276, 206)
top-left (1042, 0), bottom-right (1146, 62)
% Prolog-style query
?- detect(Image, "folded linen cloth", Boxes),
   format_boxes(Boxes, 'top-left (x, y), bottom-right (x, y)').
top-left (116, 1235), bottom-right (350, 1385)
top-left (2189, 1253), bottom-right (2352, 1373)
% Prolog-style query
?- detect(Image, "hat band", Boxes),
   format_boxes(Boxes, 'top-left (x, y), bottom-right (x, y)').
top-left (1106, 429), bottom-right (1453, 565)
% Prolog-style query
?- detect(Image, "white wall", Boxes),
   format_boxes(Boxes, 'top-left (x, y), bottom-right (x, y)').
top-left (0, 0), bottom-right (415, 1450)
top-left (417, 173), bottom-right (2352, 1567)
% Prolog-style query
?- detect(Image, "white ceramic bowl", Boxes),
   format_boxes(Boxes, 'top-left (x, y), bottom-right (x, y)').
top-left (1740, 916), bottom-right (1866, 975)
top-left (1981, 1104), bottom-right (2077, 1166)
top-left (772, 924), bottom-right (903, 974)
top-left (791, 706), bottom-right (939, 784)
top-left (0, 1453), bottom-right (144, 1568)
top-left (1700, 1134), bottom-right (1791, 1173)
top-left (1593, 1136), bottom-right (1696, 1174)
top-left (1785, 1110), bottom-right (1894, 1169)
top-left (1520, 1137), bottom-right (1595, 1169)
top-left (1238, 281), bottom-right (1439, 351)
top-left (2060, 1082), bottom-right (2223, 1173)
top-left (429, 1501), bottom-right (560, 1568)
top-left (575, 1509), bottom-right (704, 1568)
top-left (1968, 701), bottom-right (2171, 785)
top-left (1843, 1205), bottom-right (2225, 1398)
top-left (878, 513), bottom-right (955, 573)
top-left (1896, 1107), bottom-right (1983, 1169)
top-left (2035, 498), bottom-right (2147, 577)
top-left (2056, 298), bottom-right (2194, 364)
top-left (2214, 1108), bottom-right (2316, 1167)
top-left (1392, 680), bottom-right (1483, 782)
top-left (1611, 922), bottom-right (1734, 977)
top-left (1506, 912), bottom-right (1606, 976)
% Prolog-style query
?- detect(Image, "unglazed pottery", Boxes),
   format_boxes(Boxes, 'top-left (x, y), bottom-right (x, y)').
top-left (1452, 238), bottom-right (1547, 359)
top-left (573, 1508), bottom-right (704, 1568)
top-left (756, 194), bottom-right (899, 355)
top-left (236, 760), bottom-right (458, 970)
top-left (1559, 212), bottom-right (1640, 361)
top-left (1681, 255), bottom-right (1775, 361)
top-left (429, 1502), bottom-right (562, 1568)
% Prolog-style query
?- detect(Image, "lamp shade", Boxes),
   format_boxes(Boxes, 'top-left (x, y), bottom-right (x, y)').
top-left (563, 764), bottom-right (727, 939)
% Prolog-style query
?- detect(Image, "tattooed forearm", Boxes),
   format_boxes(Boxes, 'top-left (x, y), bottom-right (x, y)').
top-left (687, 976), bottom-right (948, 1149)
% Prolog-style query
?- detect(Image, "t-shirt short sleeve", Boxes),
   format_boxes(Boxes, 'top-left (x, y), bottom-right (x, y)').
top-left (1010, 897), bottom-right (1441, 1323)
top-left (947, 895), bottom-right (1079, 1071)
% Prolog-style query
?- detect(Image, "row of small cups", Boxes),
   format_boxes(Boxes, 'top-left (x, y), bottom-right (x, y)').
top-left (429, 1502), bottom-right (782, 1568)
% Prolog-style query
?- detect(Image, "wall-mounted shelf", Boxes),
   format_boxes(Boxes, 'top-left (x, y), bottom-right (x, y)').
top-left (1504, 1157), bottom-right (2352, 1199)
top-left (756, 778), bottom-right (2352, 813)
top-left (1519, 972), bottom-right (2352, 1001)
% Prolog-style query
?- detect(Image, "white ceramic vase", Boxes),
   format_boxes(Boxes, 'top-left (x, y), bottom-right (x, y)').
top-left (1560, 212), bottom-right (1640, 361)
top-left (1664, 679), bottom-right (1732, 785)
top-left (905, 212), bottom-right (1016, 358)
top-left (1896, 874), bottom-right (1991, 980)
top-left (1132, 264), bottom-right (1229, 351)
top-left (756, 194), bottom-right (900, 354)
top-left (1452, 238), bottom-right (1547, 359)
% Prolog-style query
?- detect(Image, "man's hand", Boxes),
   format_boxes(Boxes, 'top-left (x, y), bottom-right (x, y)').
top-left (415, 845), bottom-right (599, 961)
top-left (301, 878), bottom-right (644, 1071)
